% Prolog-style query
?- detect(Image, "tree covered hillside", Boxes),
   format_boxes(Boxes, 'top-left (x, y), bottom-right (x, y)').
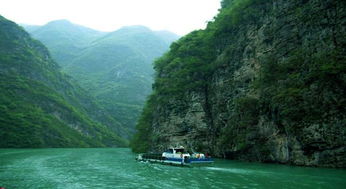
top-left (131, 0), bottom-right (346, 167)
top-left (0, 16), bottom-right (127, 147)
top-left (23, 20), bottom-right (105, 67)
top-left (24, 23), bottom-right (179, 135)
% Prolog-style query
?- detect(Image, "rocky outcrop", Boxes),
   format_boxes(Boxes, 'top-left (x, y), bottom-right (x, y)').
top-left (207, 0), bottom-right (346, 167)
top-left (139, 0), bottom-right (346, 168)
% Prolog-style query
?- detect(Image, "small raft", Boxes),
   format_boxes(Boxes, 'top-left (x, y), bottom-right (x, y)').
top-left (136, 146), bottom-right (213, 166)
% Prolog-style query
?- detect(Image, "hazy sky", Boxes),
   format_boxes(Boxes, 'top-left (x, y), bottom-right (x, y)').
top-left (0, 0), bottom-right (221, 35)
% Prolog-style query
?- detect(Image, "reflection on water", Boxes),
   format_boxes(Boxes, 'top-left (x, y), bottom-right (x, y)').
top-left (0, 148), bottom-right (345, 189)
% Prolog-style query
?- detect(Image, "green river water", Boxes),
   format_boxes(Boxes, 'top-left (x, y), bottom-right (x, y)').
top-left (0, 148), bottom-right (345, 189)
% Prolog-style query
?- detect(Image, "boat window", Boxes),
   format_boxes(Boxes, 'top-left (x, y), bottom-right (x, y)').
top-left (175, 149), bottom-right (184, 153)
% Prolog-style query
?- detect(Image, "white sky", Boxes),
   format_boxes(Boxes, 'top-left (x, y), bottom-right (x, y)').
top-left (0, 0), bottom-right (221, 35)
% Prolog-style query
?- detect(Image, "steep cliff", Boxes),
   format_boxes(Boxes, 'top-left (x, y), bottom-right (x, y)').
top-left (131, 0), bottom-right (346, 168)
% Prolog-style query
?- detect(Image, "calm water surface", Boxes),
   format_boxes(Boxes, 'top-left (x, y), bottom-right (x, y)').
top-left (0, 148), bottom-right (345, 189)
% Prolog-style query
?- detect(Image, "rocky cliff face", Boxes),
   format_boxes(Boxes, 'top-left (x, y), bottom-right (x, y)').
top-left (133, 0), bottom-right (346, 168)
top-left (207, 0), bottom-right (346, 167)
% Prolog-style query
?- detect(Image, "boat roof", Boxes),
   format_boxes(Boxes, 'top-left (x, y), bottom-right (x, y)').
top-left (168, 146), bottom-right (185, 149)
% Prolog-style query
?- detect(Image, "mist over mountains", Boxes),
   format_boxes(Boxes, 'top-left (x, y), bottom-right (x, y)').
top-left (22, 20), bottom-right (179, 135)
top-left (0, 15), bottom-right (178, 147)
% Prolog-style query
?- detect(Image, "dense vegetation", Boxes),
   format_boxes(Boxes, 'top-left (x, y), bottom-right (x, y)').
top-left (0, 16), bottom-right (127, 147)
top-left (130, 0), bottom-right (266, 152)
top-left (130, 0), bottom-right (346, 168)
top-left (26, 20), bottom-right (105, 67)
top-left (24, 22), bottom-right (179, 136)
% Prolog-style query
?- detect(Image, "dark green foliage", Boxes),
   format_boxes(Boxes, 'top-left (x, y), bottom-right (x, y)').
top-left (218, 96), bottom-right (259, 150)
top-left (129, 97), bottom-right (155, 153)
top-left (0, 16), bottom-right (127, 147)
top-left (258, 47), bottom-right (346, 126)
top-left (152, 30), bottom-right (216, 104)
top-left (131, 0), bottom-right (269, 151)
top-left (131, 0), bottom-right (346, 159)
top-left (234, 96), bottom-right (260, 127)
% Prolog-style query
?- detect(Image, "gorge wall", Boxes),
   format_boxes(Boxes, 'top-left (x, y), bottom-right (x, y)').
top-left (131, 0), bottom-right (346, 168)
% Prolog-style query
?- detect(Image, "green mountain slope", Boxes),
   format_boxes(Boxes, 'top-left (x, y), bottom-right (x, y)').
top-left (26, 20), bottom-right (105, 67)
top-left (24, 23), bottom-right (179, 135)
top-left (0, 16), bottom-right (127, 147)
top-left (64, 26), bottom-right (177, 133)
top-left (130, 0), bottom-right (346, 168)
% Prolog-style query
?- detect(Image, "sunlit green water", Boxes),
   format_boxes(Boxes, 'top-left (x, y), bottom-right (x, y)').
top-left (0, 148), bottom-right (345, 189)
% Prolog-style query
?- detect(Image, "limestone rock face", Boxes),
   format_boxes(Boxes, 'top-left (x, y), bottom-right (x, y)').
top-left (144, 0), bottom-right (346, 168)
top-left (151, 92), bottom-right (210, 152)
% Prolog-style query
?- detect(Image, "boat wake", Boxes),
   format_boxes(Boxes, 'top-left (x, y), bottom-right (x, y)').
top-left (203, 167), bottom-right (267, 175)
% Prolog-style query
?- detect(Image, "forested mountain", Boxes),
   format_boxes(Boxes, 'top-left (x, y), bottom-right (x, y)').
top-left (130, 0), bottom-right (346, 168)
top-left (24, 22), bottom-right (179, 135)
top-left (65, 25), bottom-right (178, 134)
top-left (22, 20), bottom-right (105, 67)
top-left (0, 16), bottom-right (127, 147)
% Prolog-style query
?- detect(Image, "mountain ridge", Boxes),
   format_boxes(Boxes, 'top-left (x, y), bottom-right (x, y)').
top-left (0, 15), bottom-right (127, 147)
top-left (23, 20), bottom-right (180, 136)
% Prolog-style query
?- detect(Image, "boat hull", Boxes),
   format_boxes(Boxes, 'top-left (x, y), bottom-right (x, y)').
top-left (136, 154), bottom-right (214, 166)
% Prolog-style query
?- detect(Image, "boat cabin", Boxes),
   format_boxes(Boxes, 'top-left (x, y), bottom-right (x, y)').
top-left (162, 146), bottom-right (190, 159)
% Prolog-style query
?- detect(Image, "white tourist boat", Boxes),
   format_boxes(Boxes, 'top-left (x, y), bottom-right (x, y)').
top-left (136, 146), bottom-right (214, 166)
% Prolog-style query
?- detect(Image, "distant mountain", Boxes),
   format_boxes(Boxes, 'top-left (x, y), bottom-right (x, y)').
top-left (25, 20), bottom-right (105, 67)
top-left (24, 21), bottom-right (179, 134)
top-left (20, 24), bottom-right (40, 33)
top-left (155, 30), bottom-right (182, 45)
top-left (0, 15), bottom-right (128, 147)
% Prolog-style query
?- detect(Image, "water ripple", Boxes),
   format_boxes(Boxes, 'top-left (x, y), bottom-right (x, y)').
top-left (1, 148), bottom-right (345, 189)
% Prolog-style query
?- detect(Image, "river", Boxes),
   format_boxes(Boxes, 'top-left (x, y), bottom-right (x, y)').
top-left (0, 148), bottom-right (345, 189)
